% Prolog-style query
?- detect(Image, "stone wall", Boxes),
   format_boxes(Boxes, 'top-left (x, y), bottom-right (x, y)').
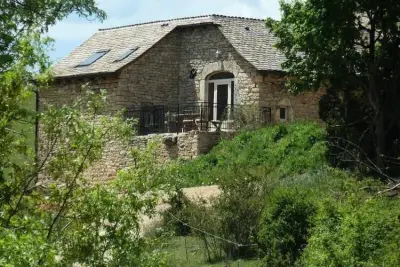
top-left (175, 24), bottom-right (323, 122)
top-left (258, 73), bottom-right (325, 122)
top-left (39, 75), bottom-right (120, 113)
top-left (177, 25), bottom-right (259, 104)
top-left (84, 131), bottom-right (229, 183)
top-left (38, 23), bottom-right (325, 183)
top-left (117, 31), bottom-right (180, 108)
top-left (40, 24), bottom-right (323, 122)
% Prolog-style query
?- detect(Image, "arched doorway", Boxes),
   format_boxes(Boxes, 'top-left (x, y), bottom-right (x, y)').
top-left (206, 72), bottom-right (235, 120)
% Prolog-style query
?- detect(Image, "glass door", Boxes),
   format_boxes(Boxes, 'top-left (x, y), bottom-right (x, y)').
top-left (215, 83), bottom-right (228, 120)
top-left (207, 78), bottom-right (234, 121)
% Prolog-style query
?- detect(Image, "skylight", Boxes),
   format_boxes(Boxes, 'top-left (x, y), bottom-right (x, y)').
top-left (76, 50), bottom-right (109, 67)
top-left (114, 47), bottom-right (139, 62)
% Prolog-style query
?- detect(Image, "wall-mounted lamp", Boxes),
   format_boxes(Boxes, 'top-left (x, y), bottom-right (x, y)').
top-left (215, 49), bottom-right (222, 59)
top-left (189, 68), bottom-right (197, 79)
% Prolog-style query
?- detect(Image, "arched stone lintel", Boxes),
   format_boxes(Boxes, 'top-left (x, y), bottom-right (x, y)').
top-left (199, 61), bottom-right (240, 102)
top-left (277, 98), bottom-right (292, 107)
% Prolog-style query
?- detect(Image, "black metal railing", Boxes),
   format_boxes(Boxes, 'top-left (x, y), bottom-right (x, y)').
top-left (125, 102), bottom-right (271, 135)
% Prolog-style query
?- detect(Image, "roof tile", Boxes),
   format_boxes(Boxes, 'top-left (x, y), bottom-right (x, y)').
top-left (51, 15), bottom-right (285, 78)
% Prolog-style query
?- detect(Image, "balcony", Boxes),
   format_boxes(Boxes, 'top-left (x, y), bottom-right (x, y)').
top-left (125, 102), bottom-right (271, 135)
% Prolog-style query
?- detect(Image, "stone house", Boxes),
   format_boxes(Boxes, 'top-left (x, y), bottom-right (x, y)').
top-left (40, 15), bottom-right (323, 181)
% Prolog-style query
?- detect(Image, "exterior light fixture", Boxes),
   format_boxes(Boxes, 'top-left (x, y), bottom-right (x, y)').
top-left (189, 68), bottom-right (197, 79)
top-left (215, 49), bottom-right (221, 59)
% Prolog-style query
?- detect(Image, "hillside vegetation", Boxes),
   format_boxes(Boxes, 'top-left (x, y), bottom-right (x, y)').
top-left (158, 122), bottom-right (400, 266)
top-left (164, 121), bottom-right (327, 188)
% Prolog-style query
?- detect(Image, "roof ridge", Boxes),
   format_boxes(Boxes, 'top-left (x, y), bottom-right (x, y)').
top-left (98, 14), bottom-right (265, 31)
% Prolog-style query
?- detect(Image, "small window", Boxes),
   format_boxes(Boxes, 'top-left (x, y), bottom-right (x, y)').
top-left (115, 47), bottom-right (139, 62)
top-left (280, 107), bottom-right (287, 121)
top-left (76, 50), bottom-right (109, 67)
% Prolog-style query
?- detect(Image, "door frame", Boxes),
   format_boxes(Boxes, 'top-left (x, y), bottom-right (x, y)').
top-left (207, 78), bottom-right (234, 120)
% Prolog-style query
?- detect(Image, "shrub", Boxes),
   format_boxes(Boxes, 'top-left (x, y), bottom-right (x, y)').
top-left (163, 165), bottom-right (269, 261)
top-left (160, 121), bottom-right (400, 266)
top-left (161, 190), bottom-right (227, 263)
top-left (300, 195), bottom-right (400, 266)
top-left (257, 167), bottom-right (400, 267)
top-left (162, 187), bottom-right (192, 236)
top-left (213, 165), bottom-right (269, 259)
top-left (166, 121), bottom-right (327, 187)
top-left (258, 186), bottom-right (317, 266)
top-left (161, 121), bottom-right (329, 263)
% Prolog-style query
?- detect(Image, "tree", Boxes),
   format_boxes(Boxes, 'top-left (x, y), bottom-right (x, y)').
top-left (0, 0), bottom-right (105, 194)
top-left (267, 0), bottom-right (400, 176)
top-left (0, 0), bottom-right (105, 72)
top-left (0, 1), bottom-right (168, 265)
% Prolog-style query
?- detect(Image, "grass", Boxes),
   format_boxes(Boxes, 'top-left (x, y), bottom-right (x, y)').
top-left (159, 236), bottom-right (262, 267)
top-left (167, 121), bottom-right (327, 187)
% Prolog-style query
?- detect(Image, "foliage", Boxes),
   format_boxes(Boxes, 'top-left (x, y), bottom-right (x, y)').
top-left (0, 0), bottom-right (105, 72)
top-left (152, 235), bottom-right (262, 267)
top-left (209, 166), bottom-right (268, 259)
top-left (56, 169), bottom-right (165, 267)
top-left (159, 121), bottom-right (400, 265)
top-left (161, 122), bottom-right (327, 262)
top-left (167, 121), bottom-right (327, 187)
top-left (267, 0), bottom-right (400, 173)
top-left (258, 186), bottom-right (317, 266)
top-left (1, 3), bottom-right (105, 264)
top-left (256, 166), bottom-right (400, 267)
top-left (0, 2), bottom-right (172, 264)
top-left (229, 104), bottom-right (267, 131)
top-left (0, 89), bottom-right (169, 266)
top-left (0, 0), bottom-right (105, 209)
top-left (163, 186), bottom-right (259, 263)
top-left (162, 187), bottom-right (192, 236)
top-left (300, 189), bottom-right (400, 266)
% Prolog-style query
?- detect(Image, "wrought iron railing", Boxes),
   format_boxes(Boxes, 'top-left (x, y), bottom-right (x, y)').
top-left (125, 102), bottom-right (271, 135)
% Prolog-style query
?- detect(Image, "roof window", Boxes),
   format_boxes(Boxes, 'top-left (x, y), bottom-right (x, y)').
top-left (114, 47), bottom-right (139, 62)
top-left (76, 50), bottom-right (109, 67)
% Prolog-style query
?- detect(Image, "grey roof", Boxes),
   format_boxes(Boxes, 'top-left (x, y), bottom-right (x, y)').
top-left (52, 15), bottom-right (285, 78)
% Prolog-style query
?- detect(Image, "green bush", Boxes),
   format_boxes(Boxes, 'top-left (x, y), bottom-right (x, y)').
top-left (159, 121), bottom-right (400, 266)
top-left (163, 165), bottom-right (269, 261)
top-left (161, 190), bottom-right (227, 263)
top-left (208, 122), bottom-right (327, 179)
top-left (300, 195), bottom-right (400, 266)
top-left (257, 167), bottom-right (400, 267)
top-left (167, 121), bottom-right (327, 187)
top-left (213, 165), bottom-right (269, 259)
top-left (161, 121), bottom-right (329, 262)
top-left (162, 188), bottom-right (192, 236)
top-left (258, 187), bottom-right (317, 266)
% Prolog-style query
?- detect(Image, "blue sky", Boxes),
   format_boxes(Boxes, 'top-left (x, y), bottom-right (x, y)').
top-left (48, 0), bottom-right (281, 63)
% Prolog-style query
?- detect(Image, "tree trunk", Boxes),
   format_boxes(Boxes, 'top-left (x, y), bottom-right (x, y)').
top-left (368, 71), bottom-right (386, 167)
top-left (375, 110), bottom-right (386, 167)
top-left (367, 17), bottom-right (386, 168)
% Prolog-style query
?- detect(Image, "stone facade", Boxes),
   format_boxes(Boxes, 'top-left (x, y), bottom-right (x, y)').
top-left (40, 24), bottom-right (323, 121)
top-left (84, 131), bottom-right (232, 182)
top-left (39, 23), bottom-right (324, 182)
top-left (117, 31), bottom-right (180, 108)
